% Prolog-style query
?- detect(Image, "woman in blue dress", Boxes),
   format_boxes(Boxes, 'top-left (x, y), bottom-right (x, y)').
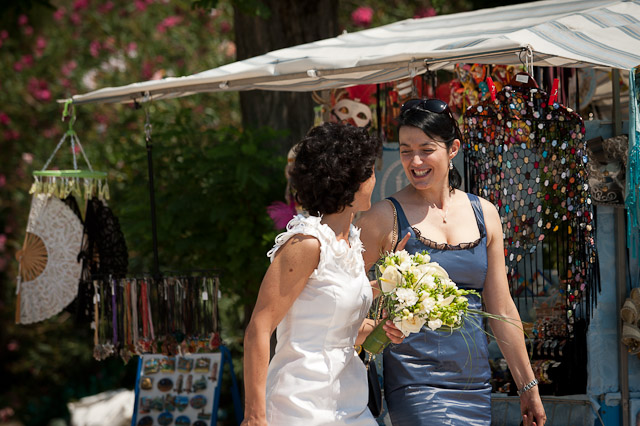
top-left (357, 99), bottom-right (546, 426)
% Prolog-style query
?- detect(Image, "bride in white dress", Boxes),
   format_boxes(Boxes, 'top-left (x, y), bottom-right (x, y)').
top-left (242, 123), bottom-right (405, 426)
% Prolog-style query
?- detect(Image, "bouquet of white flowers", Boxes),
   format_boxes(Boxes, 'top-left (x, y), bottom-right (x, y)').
top-left (362, 249), bottom-right (481, 355)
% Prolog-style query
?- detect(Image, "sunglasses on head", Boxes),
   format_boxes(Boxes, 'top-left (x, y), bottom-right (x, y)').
top-left (400, 98), bottom-right (451, 115)
top-left (400, 98), bottom-right (461, 140)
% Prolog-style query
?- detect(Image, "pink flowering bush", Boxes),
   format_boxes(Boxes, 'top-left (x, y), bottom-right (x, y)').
top-left (351, 6), bottom-right (374, 27)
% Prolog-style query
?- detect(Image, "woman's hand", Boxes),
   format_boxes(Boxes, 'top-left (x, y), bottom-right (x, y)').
top-left (520, 385), bottom-right (546, 426)
top-left (395, 232), bottom-right (411, 252)
top-left (382, 318), bottom-right (405, 344)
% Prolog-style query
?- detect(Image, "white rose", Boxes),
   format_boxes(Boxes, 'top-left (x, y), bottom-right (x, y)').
top-left (380, 265), bottom-right (403, 293)
top-left (418, 296), bottom-right (436, 314)
top-left (426, 262), bottom-right (450, 279)
top-left (398, 260), bottom-right (412, 273)
top-left (394, 315), bottom-right (426, 336)
top-left (395, 287), bottom-right (419, 307)
top-left (416, 269), bottom-right (437, 289)
top-left (412, 251), bottom-right (431, 264)
top-left (442, 278), bottom-right (458, 289)
top-left (396, 250), bottom-right (411, 264)
top-left (427, 318), bottom-right (443, 331)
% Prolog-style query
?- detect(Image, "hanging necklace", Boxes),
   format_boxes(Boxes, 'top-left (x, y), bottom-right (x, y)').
top-left (440, 204), bottom-right (450, 223)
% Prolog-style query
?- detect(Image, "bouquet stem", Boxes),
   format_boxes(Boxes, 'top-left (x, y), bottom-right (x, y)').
top-left (362, 319), bottom-right (391, 355)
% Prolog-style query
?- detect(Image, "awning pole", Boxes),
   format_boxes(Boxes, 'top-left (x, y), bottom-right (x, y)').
top-left (612, 67), bottom-right (630, 426)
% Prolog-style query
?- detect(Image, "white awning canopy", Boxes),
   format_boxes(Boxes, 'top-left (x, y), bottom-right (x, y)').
top-left (69, 0), bottom-right (640, 105)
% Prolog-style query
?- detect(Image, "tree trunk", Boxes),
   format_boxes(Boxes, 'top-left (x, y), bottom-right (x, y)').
top-left (233, 0), bottom-right (339, 154)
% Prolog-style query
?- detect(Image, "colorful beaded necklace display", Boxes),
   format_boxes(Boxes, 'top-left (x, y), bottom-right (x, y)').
top-left (464, 75), bottom-right (599, 333)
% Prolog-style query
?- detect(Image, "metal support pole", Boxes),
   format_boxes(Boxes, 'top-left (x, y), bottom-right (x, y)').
top-left (612, 68), bottom-right (629, 426)
top-left (143, 102), bottom-right (161, 279)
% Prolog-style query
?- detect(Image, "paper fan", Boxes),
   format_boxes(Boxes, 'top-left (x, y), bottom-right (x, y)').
top-left (16, 194), bottom-right (83, 324)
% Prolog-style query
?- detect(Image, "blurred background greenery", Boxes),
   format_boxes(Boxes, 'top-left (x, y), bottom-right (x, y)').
top-left (0, 0), bottom-right (531, 424)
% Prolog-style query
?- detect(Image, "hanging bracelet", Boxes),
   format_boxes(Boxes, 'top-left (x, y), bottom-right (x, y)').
top-left (517, 378), bottom-right (539, 396)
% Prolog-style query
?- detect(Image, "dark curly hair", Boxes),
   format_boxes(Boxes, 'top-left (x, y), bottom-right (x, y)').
top-left (397, 104), bottom-right (463, 190)
top-left (289, 122), bottom-right (381, 216)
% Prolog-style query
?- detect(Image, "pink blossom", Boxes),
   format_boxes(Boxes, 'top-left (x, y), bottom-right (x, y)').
top-left (414, 7), bottom-right (437, 18)
top-left (61, 60), bottom-right (77, 77)
top-left (0, 30), bottom-right (7, 40)
top-left (43, 127), bottom-right (61, 138)
top-left (3, 130), bottom-right (19, 140)
top-left (135, 0), bottom-right (148, 12)
top-left (35, 36), bottom-right (47, 57)
top-left (157, 15), bottom-right (183, 33)
top-left (351, 6), bottom-right (373, 28)
top-left (36, 36), bottom-right (46, 50)
top-left (73, 0), bottom-right (89, 11)
top-left (21, 54), bottom-right (34, 68)
top-left (0, 176), bottom-right (5, 188)
top-left (89, 40), bottom-right (100, 57)
top-left (94, 113), bottom-right (109, 124)
top-left (60, 78), bottom-right (72, 89)
top-left (23, 26), bottom-right (33, 36)
top-left (98, 2), bottom-right (114, 14)
top-left (141, 61), bottom-right (154, 80)
top-left (7, 340), bottom-right (19, 351)
top-left (13, 62), bottom-right (23, 72)
top-left (22, 152), bottom-right (33, 164)
top-left (27, 78), bottom-right (51, 102)
top-left (18, 15), bottom-right (28, 26)
top-left (0, 234), bottom-right (6, 250)
top-left (70, 13), bottom-right (81, 25)
top-left (53, 8), bottom-right (66, 21)
top-left (220, 21), bottom-right (231, 33)
top-left (0, 113), bottom-right (9, 125)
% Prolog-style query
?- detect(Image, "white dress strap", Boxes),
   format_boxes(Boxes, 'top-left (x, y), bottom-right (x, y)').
top-left (266, 214), bottom-right (365, 279)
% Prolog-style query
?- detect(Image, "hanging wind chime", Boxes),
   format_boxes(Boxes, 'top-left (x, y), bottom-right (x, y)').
top-left (16, 102), bottom-right (108, 324)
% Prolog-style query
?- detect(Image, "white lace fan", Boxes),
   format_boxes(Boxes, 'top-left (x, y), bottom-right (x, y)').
top-left (15, 194), bottom-right (83, 324)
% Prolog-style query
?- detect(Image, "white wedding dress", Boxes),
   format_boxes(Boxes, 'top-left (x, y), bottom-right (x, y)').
top-left (265, 215), bottom-right (376, 425)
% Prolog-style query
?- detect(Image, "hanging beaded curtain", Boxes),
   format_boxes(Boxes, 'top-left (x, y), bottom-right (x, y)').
top-left (628, 67), bottom-right (640, 258)
top-left (463, 77), bottom-right (599, 330)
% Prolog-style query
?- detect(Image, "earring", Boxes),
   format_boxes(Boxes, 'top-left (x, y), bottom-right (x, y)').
top-left (449, 160), bottom-right (454, 170)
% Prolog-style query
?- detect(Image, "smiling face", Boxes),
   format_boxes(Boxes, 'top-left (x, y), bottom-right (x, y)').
top-left (399, 125), bottom-right (459, 191)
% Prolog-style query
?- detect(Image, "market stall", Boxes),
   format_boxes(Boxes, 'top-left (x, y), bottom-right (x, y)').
top-left (56, 0), bottom-right (640, 425)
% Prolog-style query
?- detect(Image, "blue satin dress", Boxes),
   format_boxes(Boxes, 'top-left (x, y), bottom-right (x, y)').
top-left (384, 194), bottom-right (492, 425)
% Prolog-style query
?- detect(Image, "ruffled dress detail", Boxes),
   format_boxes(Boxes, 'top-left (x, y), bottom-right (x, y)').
top-left (265, 214), bottom-right (376, 425)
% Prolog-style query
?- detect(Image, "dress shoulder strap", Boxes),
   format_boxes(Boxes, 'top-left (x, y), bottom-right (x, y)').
top-left (466, 193), bottom-right (487, 237)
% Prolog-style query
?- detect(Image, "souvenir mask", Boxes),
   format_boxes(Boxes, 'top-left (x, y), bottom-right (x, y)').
top-left (331, 99), bottom-right (372, 127)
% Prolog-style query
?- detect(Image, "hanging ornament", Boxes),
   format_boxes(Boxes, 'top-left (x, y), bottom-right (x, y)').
top-left (15, 194), bottom-right (83, 324)
top-left (464, 73), bottom-right (599, 328)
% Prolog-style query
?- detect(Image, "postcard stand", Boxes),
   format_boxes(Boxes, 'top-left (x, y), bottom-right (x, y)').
top-left (131, 346), bottom-right (242, 426)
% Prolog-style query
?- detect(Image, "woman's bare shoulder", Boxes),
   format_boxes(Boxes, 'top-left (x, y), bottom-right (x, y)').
top-left (357, 198), bottom-right (396, 229)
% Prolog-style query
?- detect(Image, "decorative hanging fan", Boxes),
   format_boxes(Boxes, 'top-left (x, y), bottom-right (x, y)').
top-left (29, 101), bottom-right (109, 203)
top-left (16, 194), bottom-right (83, 324)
